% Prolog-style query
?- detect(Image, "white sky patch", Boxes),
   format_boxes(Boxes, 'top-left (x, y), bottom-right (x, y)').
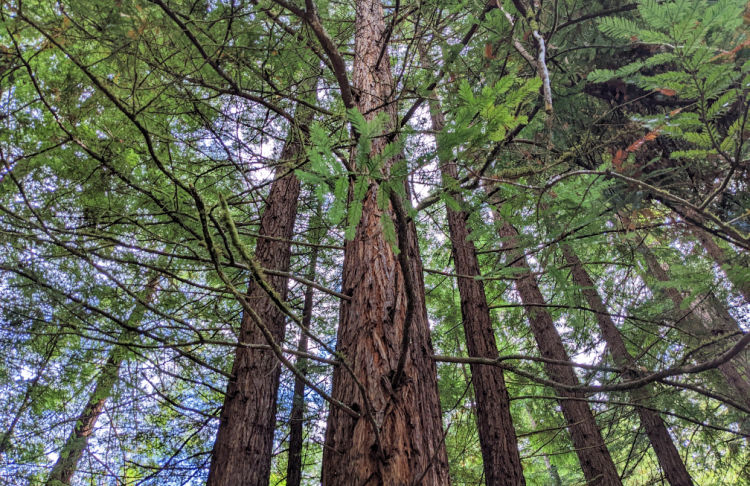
top-left (572, 340), bottom-right (607, 367)
top-left (17, 367), bottom-right (35, 381)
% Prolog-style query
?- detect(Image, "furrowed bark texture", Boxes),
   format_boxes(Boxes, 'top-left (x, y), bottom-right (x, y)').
top-left (207, 113), bottom-right (309, 486)
top-left (640, 246), bottom-right (750, 410)
top-left (286, 242), bottom-right (319, 486)
top-left (46, 277), bottom-right (158, 486)
top-left (321, 1), bottom-right (450, 484)
top-left (426, 85), bottom-right (525, 484)
top-left (496, 222), bottom-right (622, 485)
top-left (561, 245), bottom-right (693, 486)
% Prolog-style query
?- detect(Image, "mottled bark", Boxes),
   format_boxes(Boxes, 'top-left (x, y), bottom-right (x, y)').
top-left (46, 277), bottom-right (158, 486)
top-left (320, 1), bottom-right (450, 484)
top-left (561, 245), bottom-right (693, 486)
top-left (640, 246), bottom-right (750, 410)
top-left (207, 107), bottom-right (311, 486)
top-left (286, 240), bottom-right (320, 486)
top-left (496, 222), bottom-right (622, 485)
top-left (424, 62), bottom-right (525, 484)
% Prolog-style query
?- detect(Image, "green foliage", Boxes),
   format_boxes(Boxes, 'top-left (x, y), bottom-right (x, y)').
top-left (1, 0), bottom-right (749, 484)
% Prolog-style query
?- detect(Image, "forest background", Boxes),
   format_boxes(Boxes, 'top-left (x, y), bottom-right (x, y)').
top-left (1, 0), bottom-right (749, 484)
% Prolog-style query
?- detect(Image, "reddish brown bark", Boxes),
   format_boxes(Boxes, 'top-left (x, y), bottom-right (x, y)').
top-left (425, 83), bottom-right (524, 484)
top-left (640, 247), bottom-right (750, 410)
top-left (320, 1), bottom-right (450, 484)
top-left (207, 120), bottom-right (307, 486)
top-left (496, 222), bottom-right (622, 485)
top-left (561, 245), bottom-right (693, 486)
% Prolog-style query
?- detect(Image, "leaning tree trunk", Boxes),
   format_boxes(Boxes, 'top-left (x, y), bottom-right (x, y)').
top-left (286, 216), bottom-right (323, 486)
top-left (639, 245), bottom-right (750, 410)
top-left (495, 220), bottom-right (622, 485)
top-left (688, 224), bottom-right (750, 304)
top-left (422, 54), bottom-right (525, 484)
top-left (207, 102), bottom-right (312, 486)
top-left (46, 276), bottom-right (158, 486)
top-left (320, 1), bottom-right (450, 484)
top-left (561, 244), bottom-right (693, 486)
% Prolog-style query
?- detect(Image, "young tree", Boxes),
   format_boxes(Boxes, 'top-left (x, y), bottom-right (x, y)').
top-left (286, 209), bottom-right (323, 486)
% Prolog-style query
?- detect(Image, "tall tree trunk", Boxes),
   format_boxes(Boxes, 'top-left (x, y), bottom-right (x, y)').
top-left (321, 1), bottom-right (450, 484)
top-left (286, 221), bottom-right (322, 486)
top-left (561, 244), bottom-right (693, 485)
top-left (640, 246), bottom-right (750, 409)
top-left (46, 276), bottom-right (158, 486)
top-left (207, 104), bottom-right (311, 486)
top-left (423, 55), bottom-right (525, 484)
top-left (495, 221), bottom-right (622, 485)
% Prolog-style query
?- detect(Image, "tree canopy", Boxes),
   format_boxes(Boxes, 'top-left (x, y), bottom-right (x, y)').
top-left (1, 0), bottom-right (749, 484)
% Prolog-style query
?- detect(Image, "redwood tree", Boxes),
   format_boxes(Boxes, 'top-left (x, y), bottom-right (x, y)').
top-left (320, 0), bottom-right (450, 483)
top-left (561, 244), bottom-right (693, 485)
top-left (639, 245), bottom-right (750, 410)
top-left (423, 57), bottom-right (525, 483)
top-left (496, 220), bottom-right (622, 485)
top-left (207, 106), bottom-right (311, 485)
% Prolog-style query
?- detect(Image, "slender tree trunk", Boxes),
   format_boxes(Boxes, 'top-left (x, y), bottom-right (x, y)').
top-left (561, 245), bottom-right (693, 485)
top-left (321, 1), bottom-right (450, 484)
top-left (207, 104), bottom-right (312, 486)
top-left (423, 56), bottom-right (525, 484)
top-left (286, 227), bottom-right (322, 486)
top-left (46, 276), bottom-right (158, 486)
top-left (286, 289), bottom-right (311, 486)
top-left (640, 246), bottom-right (750, 409)
top-left (525, 407), bottom-right (563, 486)
top-left (495, 221), bottom-right (622, 485)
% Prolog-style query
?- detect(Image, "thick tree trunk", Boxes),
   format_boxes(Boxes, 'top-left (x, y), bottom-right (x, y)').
top-left (207, 107), bottom-right (310, 486)
top-left (561, 245), bottom-right (693, 485)
top-left (640, 246), bottom-right (750, 409)
top-left (321, 1), bottom-right (450, 484)
top-left (496, 222), bottom-right (622, 485)
top-left (424, 72), bottom-right (525, 484)
top-left (286, 240), bottom-right (320, 486)
top-left (46, 277), bottom-right (158, 486)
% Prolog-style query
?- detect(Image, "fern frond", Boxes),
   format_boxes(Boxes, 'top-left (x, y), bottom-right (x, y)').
top-left (706, 91), bottom-right (739, 120)
top-left (598, 17), bottom-right (641, 41)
